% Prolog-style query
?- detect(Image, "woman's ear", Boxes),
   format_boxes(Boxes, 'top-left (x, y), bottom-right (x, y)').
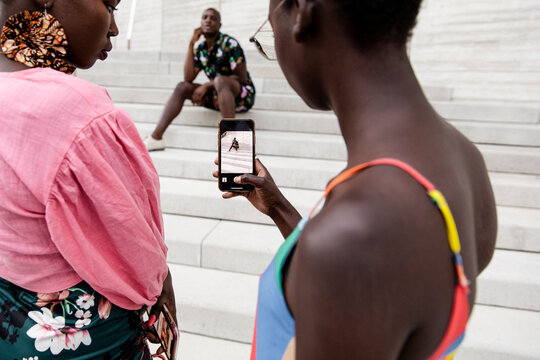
top-left (292, 0), bottom-right (317, 43)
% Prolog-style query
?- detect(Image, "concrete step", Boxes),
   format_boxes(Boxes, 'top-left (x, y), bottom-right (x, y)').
top-left (122, 102), bottom-right (342, 135)
top-left (476, 249), bottom-right (540, 311)
top-left (123, 102), bottom-right (540, 150)
top-left (176, 332), bottom-right (251, 360)
top-left (162, 204), bottom-right (539, 273)
top-left (477, 144), bottom-right (540, 175)
top-left (147, 146), bottom-right (540, 210)
top-left (105, 50), bottom-right (279, 66)
top-left (490, 172), bottom-right (540, 209)
top-left (135, 122), bottom-right (348, 161)
top-left (456, 305), bottom-right (540, 360)
top-left (148, 144), bottom-right (540, 189)
top-left (159, 174), bottom-right (540, 226)
top-left (77, 70), bottom-right (454, 100)
top-left (78, 71), bottom-right (294, 96)
top-left (157, 174), bottom-right (540, 251)
top-left (432, 100), bottom-right (540, 124)
top-left (161, 213), bottom-right (540, 312)
top-left (169, 263), bottom-right (540, 358)
top-left (453, 121), bottom-right (540, 147)
top-left (108, 86), bottom-right (319, 112)
top-left (141, 124), bottom-right (540, 209)
top-left (159, 177), bottom-right (320, 226)
top-left (86, 59), bottom-right (289, 79)
top-left (108, 86), bottom-right (540, 124)
top-left (136, 121), bottom-right (540, 168)
top-left (89, 57), bottom-right (458, 102)
top-left (497, 206), bottom-right (540, 253)
top-left (163, 214), bottom-right (280, 274)
top-left (149, 148), bottom-right (344, 190)
top-left (170, 264), bottom-right (257, 344)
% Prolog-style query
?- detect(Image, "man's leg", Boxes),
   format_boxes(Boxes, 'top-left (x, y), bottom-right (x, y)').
top-left (214, 76), bottom-right (241, 118)
top-left (151, 82), bottom-right (199, 140)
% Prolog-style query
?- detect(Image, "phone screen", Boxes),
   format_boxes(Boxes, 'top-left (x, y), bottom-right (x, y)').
top-left (218, 119), bottom-right (255, 192)
top-left (151, 305), bottom-right (178, 360)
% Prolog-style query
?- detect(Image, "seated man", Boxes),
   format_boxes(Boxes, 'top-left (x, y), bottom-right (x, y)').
top-left (228, 137), bottom-right (239, 152)
top-left (144, 8), bottom-right (256, 151)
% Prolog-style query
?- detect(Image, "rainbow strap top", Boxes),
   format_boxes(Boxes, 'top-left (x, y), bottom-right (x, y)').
top-left (250, 158), bottom-right (470, 360)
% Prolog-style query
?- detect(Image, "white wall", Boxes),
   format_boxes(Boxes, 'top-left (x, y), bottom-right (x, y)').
top-left (112, 0), bottom-right (163, 51)
top-left (112, 0), bottom-right (540, 105)
top-left (112, 0), bottom-right (267, 55)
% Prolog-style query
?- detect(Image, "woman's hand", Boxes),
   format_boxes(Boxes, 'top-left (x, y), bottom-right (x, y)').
top-left (213, 158), bottom-right (302, 237)
top-left (144, 268), bottom-right (177, 351)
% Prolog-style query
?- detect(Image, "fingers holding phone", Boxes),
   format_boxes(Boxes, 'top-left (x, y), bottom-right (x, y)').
top-left (213, 156), bottom-right (286, 215)
top-left (145, 304), bottom-right (178, 360)
top-left (232, 159), bottom-right (282, 216)
top-left (213, 154), bottom-right (302, 238)
top-left (145, 271), bottom-right (178, 360)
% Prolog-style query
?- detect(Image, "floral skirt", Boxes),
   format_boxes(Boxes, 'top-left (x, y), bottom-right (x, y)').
top-left (0, 277), bottom-right (152, 360)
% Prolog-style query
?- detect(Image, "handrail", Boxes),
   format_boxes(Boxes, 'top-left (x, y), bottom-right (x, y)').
top-left (126, 0), bottom-right (138, 50)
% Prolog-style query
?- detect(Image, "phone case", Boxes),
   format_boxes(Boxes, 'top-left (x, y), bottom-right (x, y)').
top-left (218, 119), bottom-right (256, 192)
top-left (153, 305), bottom-right (178, 360)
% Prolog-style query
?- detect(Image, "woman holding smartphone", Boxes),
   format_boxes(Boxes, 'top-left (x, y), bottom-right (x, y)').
top-left (0, 0), bottom-right (175, 358)
top-left (217, 0), bottom-right (497, 358)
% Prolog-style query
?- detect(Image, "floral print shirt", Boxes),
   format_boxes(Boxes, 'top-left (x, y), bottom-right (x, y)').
top-left (193, 32), bottom-right (252, 84)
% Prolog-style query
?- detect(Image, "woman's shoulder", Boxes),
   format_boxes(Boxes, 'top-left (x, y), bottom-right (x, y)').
top-left (11, 68), bottom-right (114, 116)
top-left (298, 163), bottom-right (449, 259)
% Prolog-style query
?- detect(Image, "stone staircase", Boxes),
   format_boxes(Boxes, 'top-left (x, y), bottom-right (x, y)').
top-left (77, 50), bottom-right (540, 359)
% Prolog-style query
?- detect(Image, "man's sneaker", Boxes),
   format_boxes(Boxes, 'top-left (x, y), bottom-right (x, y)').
top-left (143, 135), bottom-right (165, 151)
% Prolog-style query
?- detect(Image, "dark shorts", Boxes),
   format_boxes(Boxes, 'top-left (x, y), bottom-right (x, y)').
top-left (203, 80), bottom-right (256, 113)
top-left (0, 277), bottom-right (151, 359)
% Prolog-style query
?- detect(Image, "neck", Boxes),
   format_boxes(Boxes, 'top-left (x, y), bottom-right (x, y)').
top-left (204, 32), bottom-right (219, 48)
top-left (324, 46), bottom-right (438, 167)
top-left (0, 54), bottom-right (30, 72)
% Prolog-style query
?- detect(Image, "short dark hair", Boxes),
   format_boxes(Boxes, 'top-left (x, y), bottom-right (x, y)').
top-left (203, 8), bottom-right (221, 23)
top-left (331, 0), bottom-right (423, 51)
top-left (283, 0), bottom-right (423, 51)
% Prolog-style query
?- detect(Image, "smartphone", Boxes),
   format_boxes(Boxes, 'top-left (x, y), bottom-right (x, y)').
top-left (151, 305), bottom-right (178, 360)
top-left (218, 119), bottom-right (255, 192)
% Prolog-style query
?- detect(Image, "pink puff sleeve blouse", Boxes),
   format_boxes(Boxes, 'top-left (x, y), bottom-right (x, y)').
top-left (0, 68), bottom-right (168, 310)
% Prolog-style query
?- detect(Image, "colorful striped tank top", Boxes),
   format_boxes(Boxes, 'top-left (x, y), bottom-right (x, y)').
top-left (250, 158), bottom-right (470, 360)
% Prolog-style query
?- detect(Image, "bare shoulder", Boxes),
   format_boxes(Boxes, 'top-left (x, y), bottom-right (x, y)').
top-left (279, 138), bottom-right (502, 357)
top-left (448, 127), bottom-right (497, 273)
top-left (284, 168), bottom-right (452, 358)
top-left (292, 164), bottom-right (444, 272)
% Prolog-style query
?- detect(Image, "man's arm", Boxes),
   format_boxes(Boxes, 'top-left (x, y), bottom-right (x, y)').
top-left (232, 62), bottom-right (249, 84)
top-left (184, 28), bottom-right (202, 82)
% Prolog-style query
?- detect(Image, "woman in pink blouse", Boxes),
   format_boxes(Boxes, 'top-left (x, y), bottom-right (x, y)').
top-left (0, 0), bottom-right (174, 358)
